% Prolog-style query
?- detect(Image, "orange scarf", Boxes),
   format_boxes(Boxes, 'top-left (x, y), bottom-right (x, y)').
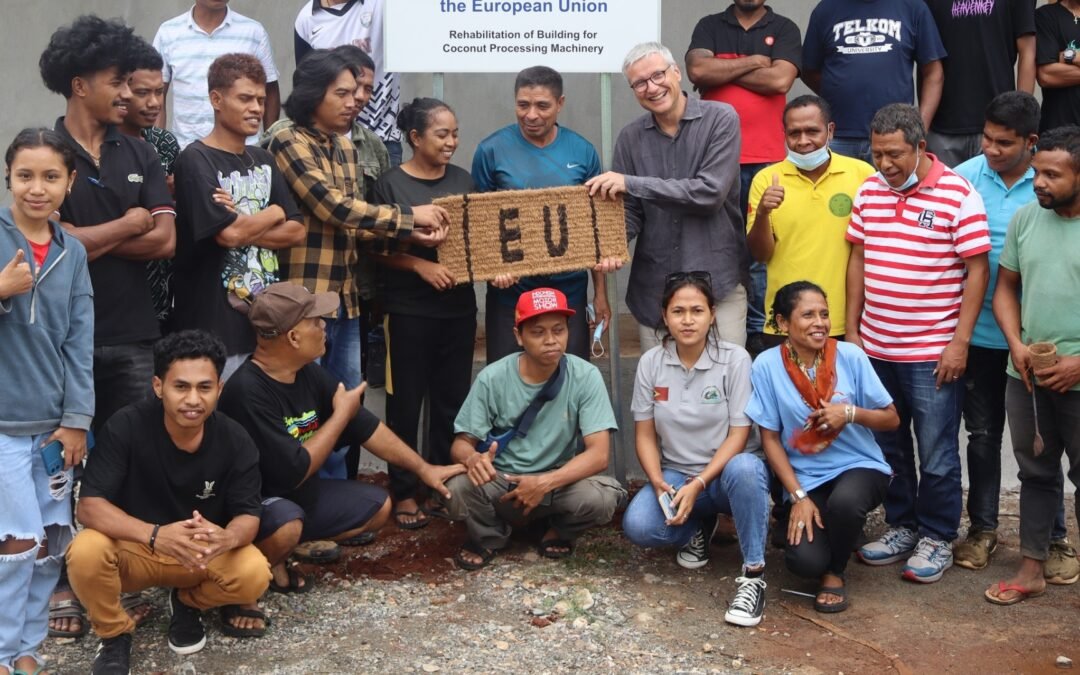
top-left (781, 338), bottom-right (840, 454)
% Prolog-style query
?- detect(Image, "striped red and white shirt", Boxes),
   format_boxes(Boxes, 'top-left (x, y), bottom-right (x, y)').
top-left (846, 156), bottom-right (990, 362)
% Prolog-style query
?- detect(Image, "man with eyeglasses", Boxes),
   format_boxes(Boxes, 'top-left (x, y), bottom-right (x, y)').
top-left (587, 42), bottom-right (748, 350)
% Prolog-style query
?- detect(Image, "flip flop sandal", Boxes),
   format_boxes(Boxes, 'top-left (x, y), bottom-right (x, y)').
top-left (454, 541), bottom-right (498, 571)
top-left (12, 662), bottom-right (47, 675)
top-left (538, 538), bottom-right (574, 560)
top-left (984, 581), bottom-right (1046, 606)
top-left (340, 532), bottom-right (376, 546)
top-left (293, 539), bottom-right (341, 564)
top-left (48, 596), bottom-right (89, 638)
top-left (421, 500), bottom-right (453, 521)
top-left (814, 584), bottom-right (849, 613)
top-left (121, 591), bottom-right (155, 626)
top-left (393, 508), bottom-right (430, 530)
top-left (219, 605), bottom-right (271, 638)
top-left (269, 563), bottom-right (314, 594)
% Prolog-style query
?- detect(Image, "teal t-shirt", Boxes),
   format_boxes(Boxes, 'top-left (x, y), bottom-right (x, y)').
top-left (454, 353), bottom-right (617, 475)
top-left (999, 202), bottom-right (1080, 389)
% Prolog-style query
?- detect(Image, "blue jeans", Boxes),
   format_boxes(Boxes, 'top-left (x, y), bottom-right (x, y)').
top-left (621, 454), bottom-right (770, 570)
top-left (322, 305), bottom-right (363, 390)
top-left (740, 162), bottom-right (769, 335)
top-left (385, 140), bottom-right (403, 168)
top-left (830, 137), bottom-right (873, 165)
top-left (871, 359), bottom-right (964, 541)
top-left (0, 432), bottom-right (73, 668)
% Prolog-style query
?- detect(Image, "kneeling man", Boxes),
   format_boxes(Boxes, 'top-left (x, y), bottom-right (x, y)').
top-left (442, 288), bottom-right (627, 570)
top-left (68, 331), bottom-right (271, 674)
top-left (218, 282), bottom-right (463, 592)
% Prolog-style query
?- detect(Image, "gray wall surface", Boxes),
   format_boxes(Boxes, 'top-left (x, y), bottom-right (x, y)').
top-left (0, 0), bottom-right (816, 186)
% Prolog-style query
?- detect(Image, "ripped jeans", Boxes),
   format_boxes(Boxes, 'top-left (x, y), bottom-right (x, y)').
top-left (0, 432), bottom-right (74, 669)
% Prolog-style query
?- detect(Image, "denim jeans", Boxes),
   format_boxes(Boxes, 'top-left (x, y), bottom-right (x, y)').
top-left (92, 341), bottom-right (154, 431)
top-left (322, 305), bottom-right (363, 390)
top-left (385, 140), bottom-right (403, 168)
top-left (830, 137), bottom-right (873, 165)
top-left (1006, 378), bottom-right (1080, 560)
top-left (740, 162), bottom-right (770, 336)
top-left (963, 347), bottom-right (1069, 538)
top-left (0, 432), bottom-right (74, 668)
top-left (871, 359), bottom-right (964, 542)
top-left (622, 454), bottom-right (770, 569)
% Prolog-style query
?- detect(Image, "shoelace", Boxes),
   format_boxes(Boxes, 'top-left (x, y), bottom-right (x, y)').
top-left (729, 576), bottom-right (767, 613)
top-left (882, 528), bottom-right (913, 549)
top-left (685, 527), bottom-right (707, 555)
top-left (913, 540), bottom-right (947, 564)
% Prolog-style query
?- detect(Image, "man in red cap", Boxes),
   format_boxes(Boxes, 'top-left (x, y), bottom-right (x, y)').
top-left (438, 288), bottom-right (627, 570)
top-left (217, 282), bottom-right (463, 611)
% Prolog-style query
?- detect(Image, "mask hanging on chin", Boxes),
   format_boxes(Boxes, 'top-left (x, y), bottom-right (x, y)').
top-left (877, 149), bottom-right (921, 192)
top-left (787, 143), bottom-right (831, 171)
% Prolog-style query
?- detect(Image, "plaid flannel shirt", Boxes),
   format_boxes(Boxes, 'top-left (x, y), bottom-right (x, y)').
top-left (268, 121), bottom-right (411, 318)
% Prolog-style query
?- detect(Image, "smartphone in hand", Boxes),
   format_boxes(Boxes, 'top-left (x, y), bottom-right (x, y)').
top-left (658, 489), bottom-right (677, 520)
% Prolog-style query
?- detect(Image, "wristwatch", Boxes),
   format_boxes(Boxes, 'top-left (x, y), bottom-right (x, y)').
top-left (791, 488), bottom-right (808, 502)
top-left (1066, 48), bottom-right (1077, 65)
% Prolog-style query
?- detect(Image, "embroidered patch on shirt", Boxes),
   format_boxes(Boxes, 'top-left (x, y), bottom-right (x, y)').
top-left (653, 387), bottom-right (669, 402)
top-left (701, 385), bottom-right (722, 403)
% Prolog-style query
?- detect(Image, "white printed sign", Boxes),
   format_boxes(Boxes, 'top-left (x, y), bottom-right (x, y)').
top-left (385, 0), bottom-right (662, 73)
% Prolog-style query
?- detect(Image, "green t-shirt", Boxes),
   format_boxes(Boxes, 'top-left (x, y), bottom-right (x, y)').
top-left (999, 202), bottom-right (1080, 389)
top-left (454, 353), bottom-right (617, 475)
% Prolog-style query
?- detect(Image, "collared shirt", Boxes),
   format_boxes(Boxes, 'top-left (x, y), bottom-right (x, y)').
top-left (689, 5), bottom-right (803, 163)
top-left (614, 95), bottom-right (747, 331)
top-left (846, 155), bottom-right (991, 362)
top-left (747, 152), bottom-right (876, 336)
top-left (55, 117), bottom-right (175, 346)
top-left (267, 121), bottom-right (411, 319)
top-left (631, 337), bottom-right (758, 476)
top-left (153, 6), bottom-right (279, 148)
top-left (954, 154), bottom-right (1035, 350)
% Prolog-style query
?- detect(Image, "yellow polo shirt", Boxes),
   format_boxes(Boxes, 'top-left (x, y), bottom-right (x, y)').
top-left (747, 153), bottom-right (875, 336)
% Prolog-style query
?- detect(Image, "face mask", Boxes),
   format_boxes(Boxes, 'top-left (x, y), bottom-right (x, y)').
top-left (787, 145), bottom-right (831, 171)
top-left (878, 150), bottom-right (921, 191)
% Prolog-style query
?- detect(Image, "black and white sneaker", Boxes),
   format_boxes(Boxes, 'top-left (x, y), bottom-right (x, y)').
top-left (724, 575), bottom-right (767, 627)
top-left (168, 588), bottom-right (207, 655)
top-left (677, 516), bottom-right (716, 570)
top-left (92, 632), bottom-right (132, 675)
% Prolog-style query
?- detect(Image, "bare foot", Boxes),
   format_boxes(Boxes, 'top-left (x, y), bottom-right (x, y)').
top-left (121, 591), bottom-right (154, 626)
top-left (985, 558), bottom-right (1046, 604)
top-left (539, 528), bottom-right (571, 556)
top-left (13, 656), bottom-right (46, 674)
top-left (393, 497), bottom-right (428, 528)
top-left (271, 561), bottom-right (308, 591)
top-left (48, 587), bottom-right (83, 636)
top-left (228, 602), bottom-right (267, 632)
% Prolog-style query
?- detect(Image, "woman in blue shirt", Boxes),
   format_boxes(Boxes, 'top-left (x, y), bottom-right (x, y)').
top-left (746, 281), bottom-right (899, 613)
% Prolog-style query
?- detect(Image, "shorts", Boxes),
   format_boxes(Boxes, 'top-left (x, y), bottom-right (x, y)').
top-left (256, 478), bottom-right (387, 542)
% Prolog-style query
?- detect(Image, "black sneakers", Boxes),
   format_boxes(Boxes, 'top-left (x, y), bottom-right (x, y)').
top-left (168, 588), bottom-right (207, 655)
top-left (724, 574), bottom-right (767, 627)
top-left (92, 632), bottom-right (132, 675)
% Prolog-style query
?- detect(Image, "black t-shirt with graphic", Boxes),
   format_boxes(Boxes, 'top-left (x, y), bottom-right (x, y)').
top-left (81, 398), bottom-right (262, 526)
top-left (171, 141), bottom-right (301, 354)
top-left (218, 359), bottom-right (381, 498)
top-left (1036, 3), bottom-right (1080, 132)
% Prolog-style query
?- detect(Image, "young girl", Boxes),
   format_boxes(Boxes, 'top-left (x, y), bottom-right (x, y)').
top-left (373, 98), bottom-right (476, 529)
top-left (0, 128), bottom-right (93, 675)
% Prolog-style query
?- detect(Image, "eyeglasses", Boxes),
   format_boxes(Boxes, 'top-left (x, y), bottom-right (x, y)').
top-left (629, 66), bottom-right (671, 93)
top-left (664, 270), bottom-right (712, 287)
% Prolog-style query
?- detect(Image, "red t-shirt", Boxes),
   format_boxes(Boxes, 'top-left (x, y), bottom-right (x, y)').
top-left (30, 239), bottom-right (50, 269)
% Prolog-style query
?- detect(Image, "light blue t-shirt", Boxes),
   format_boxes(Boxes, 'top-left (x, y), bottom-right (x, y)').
top-left (954, 154), bottom-right (1035, 351)
top-left (745, 342), bottom-right (893, 493)
top-left (471, 124), bottom-right (601, 307)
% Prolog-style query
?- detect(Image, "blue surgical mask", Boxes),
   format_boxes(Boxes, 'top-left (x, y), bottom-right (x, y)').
top-left (877, 150), bottom-right (921, 192)
top-left (787, 145), bottom-right (831, 171)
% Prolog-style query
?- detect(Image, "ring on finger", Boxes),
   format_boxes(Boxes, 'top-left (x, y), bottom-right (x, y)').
top-left (797, 522), bottom-right (805, 529)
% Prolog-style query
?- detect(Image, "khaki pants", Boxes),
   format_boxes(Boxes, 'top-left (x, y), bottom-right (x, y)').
top-left (440, 473), bottom-right (627, 550)
top-left (639, 284), bottom-right (748, 351)
top-left (66, 529), bottom-right (271, 639)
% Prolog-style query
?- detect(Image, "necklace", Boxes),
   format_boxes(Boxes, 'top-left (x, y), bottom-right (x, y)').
top-left (229, 149), bottom-right (255, 170)
top-left (785, 340), bottom-right (822, 384)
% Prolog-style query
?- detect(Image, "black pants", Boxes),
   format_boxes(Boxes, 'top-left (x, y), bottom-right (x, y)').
top-left (385, 313), bottom-right (476, 501)
top-left (785, 468), bottom-right (890, 578)
top-left (485, 291), bottom-right (589, 363)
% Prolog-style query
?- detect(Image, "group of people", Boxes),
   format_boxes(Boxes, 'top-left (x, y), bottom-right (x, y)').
top-left (3, 0), bottom-right (1080, 673)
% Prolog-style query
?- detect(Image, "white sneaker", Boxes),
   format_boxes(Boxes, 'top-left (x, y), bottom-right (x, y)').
top-left (901, 537), bottom-right (953, 583)
top-left (724, 575), bottom-right (766, 627)
top-left (857, 527), bottom-right (918, 566)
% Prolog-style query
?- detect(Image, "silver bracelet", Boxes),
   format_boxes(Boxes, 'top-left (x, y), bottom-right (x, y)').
top-left (845, 404), bottom-right (856, 424)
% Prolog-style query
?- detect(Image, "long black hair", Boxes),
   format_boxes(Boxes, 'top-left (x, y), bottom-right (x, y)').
top-left (283, 49), bottom-right (359, 129)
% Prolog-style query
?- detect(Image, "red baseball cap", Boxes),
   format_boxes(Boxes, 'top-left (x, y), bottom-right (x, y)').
top-left (514, 287), bottom-right (576, 327)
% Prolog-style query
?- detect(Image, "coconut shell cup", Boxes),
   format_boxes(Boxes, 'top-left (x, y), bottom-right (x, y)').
top-left (1029, 342), bottom-right (1059, 371)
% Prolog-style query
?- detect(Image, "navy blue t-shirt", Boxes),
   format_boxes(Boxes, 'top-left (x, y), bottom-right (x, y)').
top-left (803, 0), bottom-right (947, 139)
top-left (471, 124), bottom-right (601, 308)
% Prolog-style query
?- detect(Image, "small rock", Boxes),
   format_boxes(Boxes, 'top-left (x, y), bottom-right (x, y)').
top-left (500, 580), bottom-right (516, 589)
top-left (531, 607), bottom-right (547, 616)
top-left (1057, 656), bottom-right (1073, 669)
top-left (498, 625), bottom-right (513, 633)
top-left (523, 551), bottom-right (541, 562)
top-left (572, 617), bottom-right (589, 629)
top-left (634, 612), bottom-right (653, 624)
top-left (552, 600), bottom-right (572, 616)
top-left (456, 594), bottom-right (466, 603)
top-left (572, 588), bottom-right (595, 610)
top-left (703, 643), bottom-right (713, 653)
top-left (643, 573), bottom-right (660, 584)
top-left (709, 633), bottom-right (720, 640)
top-left (732, 659), bottom-right (742, 669)
top-left (422, 665), bottom-right (440, 673)
top-left (531, 616), bottom-right (553, 628)
top-left (495, 640), bottom-right (509, 650)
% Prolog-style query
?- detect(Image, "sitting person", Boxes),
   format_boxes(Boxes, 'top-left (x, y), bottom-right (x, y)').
top-left (67, 331), bottom-right (271, 675)
top-left (438, 287), bottom-right (627, 570)
top-left (746, 281), bottom-right (899, 613)
top-left (621, 271), bottom-right (770, 627)
top-left (217, 282), bottom-right (463, 596)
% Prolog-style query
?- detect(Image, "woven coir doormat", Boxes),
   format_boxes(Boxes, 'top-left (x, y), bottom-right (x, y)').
top-left (433, 185), bottom-right (628, 283)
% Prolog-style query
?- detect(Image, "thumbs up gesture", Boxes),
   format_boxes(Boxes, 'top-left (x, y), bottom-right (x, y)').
top-left (758, 173), bottom-right (786, 213)
top-left (0, 249), bottom-right (33, 300)
top-left (465, 440), bottom-right (499, 487)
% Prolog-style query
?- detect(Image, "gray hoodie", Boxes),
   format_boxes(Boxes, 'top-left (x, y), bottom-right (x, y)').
top-left (0, 207), bottom-right (94, 434)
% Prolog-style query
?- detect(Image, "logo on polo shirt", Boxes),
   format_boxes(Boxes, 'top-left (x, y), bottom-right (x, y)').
top-left (701, 385), bottom-right (722, 404)
top-left (653, 387), bottom-right (669, 402)
top-left (127, 173), bottom-right (144, 184)
top-left (765, 36), bottom-right (775, 46)
top-left (917, 209), bottom-right (936, 229)
top-left (829, 193), bottom-right (854, 217)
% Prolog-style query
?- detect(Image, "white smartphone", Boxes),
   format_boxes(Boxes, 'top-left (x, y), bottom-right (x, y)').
top-left (658, 490), bottom-right (677, 520)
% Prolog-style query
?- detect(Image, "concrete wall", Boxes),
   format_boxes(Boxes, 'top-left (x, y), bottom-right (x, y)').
top-left (0, 0), bottom-right (815, 187)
